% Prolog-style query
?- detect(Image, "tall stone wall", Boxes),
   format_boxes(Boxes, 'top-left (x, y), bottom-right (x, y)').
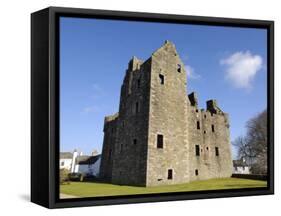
top-left (110, 57), bottom-right (151, 186)
top-left (146, 41), bottom-right (190, 186)
top-left (99, 113), bottom-right (118, 181)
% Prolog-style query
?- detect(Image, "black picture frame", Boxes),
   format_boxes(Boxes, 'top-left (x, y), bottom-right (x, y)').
top-left (31, 6), bottom-right (274, 209)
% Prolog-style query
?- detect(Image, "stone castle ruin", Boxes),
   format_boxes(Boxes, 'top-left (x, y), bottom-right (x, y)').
top-left (100, 41), bottom-right (232, 186)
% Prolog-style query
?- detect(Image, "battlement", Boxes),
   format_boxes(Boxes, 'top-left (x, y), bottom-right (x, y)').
top-left (188, 92), bottom-right (226, 118)
top-left (188, 92), bottom-right (198, 107)
top-left (103, 113), bottom-right (119, 133)
top-left (206, 99), bottom-right (223, 114)
top-left (128, 56), bottom-right (143, 71)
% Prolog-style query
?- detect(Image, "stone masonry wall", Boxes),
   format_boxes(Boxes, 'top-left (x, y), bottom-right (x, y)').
top-left (146, 41), bottom-right (190, 186)
top-left (110, 57), bottom-right (151, 186)
top-left (99, 113), bottom-right (118, 180)
top-left (187, 97), bottom-right (233, 182)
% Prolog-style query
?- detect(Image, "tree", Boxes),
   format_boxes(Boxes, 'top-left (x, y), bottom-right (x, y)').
top-left (233, 110), bottom-right (267, 174)
top-left (60, 168), bottom-right (70, 185)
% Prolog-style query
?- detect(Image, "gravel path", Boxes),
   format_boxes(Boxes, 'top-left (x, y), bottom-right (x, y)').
top-left (60, 193), bottom-right (79, 199)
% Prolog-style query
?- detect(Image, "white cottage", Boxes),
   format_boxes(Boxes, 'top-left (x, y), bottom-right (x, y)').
top-left (74, 155), bottom-right (101, 176)
top-left (60, 152), bottom-right (73, 170)
top-left (60, 149), bottom-right (101, 176)
top-left (233, 158), bottom-right (251, 174)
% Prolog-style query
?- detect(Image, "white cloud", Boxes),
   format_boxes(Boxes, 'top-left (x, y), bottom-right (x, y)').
top-left (80, 84), bottom-right (106, 114)
top-left (220, 51), bottom-right (263, 89)
top-left (91, 83), bottom-right (105, 99)
top-left (81, 106), bottom-right (100, 114)
top-left (92, 83), bottom-right (102, 92)
top-left (185, 65), bottom-right (201, 79)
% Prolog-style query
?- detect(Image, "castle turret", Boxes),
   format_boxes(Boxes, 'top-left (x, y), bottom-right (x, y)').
top-left (128, 56), bottom-right (143, 71)
top-left (206, 99), bottom-right (223, 114)
top-left (188, 92), bottom-right (198, 107)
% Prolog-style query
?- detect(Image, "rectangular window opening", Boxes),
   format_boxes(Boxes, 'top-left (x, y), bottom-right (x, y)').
top-left (177, 64), bottom-right (181, 73)
top-left (212, 124), bottom-right (215, 132)
top-left (168, 169), bottom-right (173, 179)
top-left (195, 169), bottom-right (199, 176)
top-left (197, 121), bottom-right (200, 129)
top-left (133, 139), bottom-right (137, 145)
top-left (135, 102), bottom-right (139, 113)
top-left (215, 147), bottom-right (219, 156)
top-left (195, 145), bottom-right (200, 156)
top-left (159, 74), bottom-right (164, 85)
top-left (157, 134), bottom-right (164, 148)
top-left (137, 78), bottom-right (140, 88)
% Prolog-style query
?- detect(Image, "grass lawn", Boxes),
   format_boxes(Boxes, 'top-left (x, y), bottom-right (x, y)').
top-left (60, 178), bottom-right (267, 198)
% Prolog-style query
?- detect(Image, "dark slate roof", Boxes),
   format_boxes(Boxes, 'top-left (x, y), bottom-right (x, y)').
top-left (60, 152), bottom-right (73, 159)
top-left (233, 159), bottom-right (248, 167)
top-left (76, 154), bottom-right (101, 165)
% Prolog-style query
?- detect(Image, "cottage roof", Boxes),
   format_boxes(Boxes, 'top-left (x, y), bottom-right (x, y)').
top-left (76, 154), bottom-right (101, 165)
top-left (233, 159), bottom-right (248, 167)
top-left (60, 152), bottom-right (73, 159)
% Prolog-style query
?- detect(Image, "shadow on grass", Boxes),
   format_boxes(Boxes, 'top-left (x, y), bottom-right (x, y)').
top-left (75, 178), bottom-right (147, 188)
top-left (225, 184), bottom-right (266, 187)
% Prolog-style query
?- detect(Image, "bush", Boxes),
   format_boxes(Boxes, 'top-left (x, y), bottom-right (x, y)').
top-left (68, 172), bottom-right (84, 182)
top-left (83, 174), bottom-right (98, 182)
top-left (60, 168), bottom-right (70, 185)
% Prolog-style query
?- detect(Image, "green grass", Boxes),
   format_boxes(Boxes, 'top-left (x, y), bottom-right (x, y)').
top-left (60, 178), bottom-right (267, 198)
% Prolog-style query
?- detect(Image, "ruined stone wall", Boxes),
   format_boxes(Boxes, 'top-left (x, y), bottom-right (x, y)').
top-left (110, 57), bottom-right (151, 186)
top-left (187, 98), bottom-right (233, 182)
top-left (146, 41), bottom-right (190, 186)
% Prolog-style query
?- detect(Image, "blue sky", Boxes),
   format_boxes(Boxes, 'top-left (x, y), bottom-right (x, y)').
top-left (60, 17), bottom-right (267, 158)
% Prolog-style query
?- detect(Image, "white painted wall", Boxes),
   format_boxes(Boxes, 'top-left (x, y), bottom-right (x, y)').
top-left (59, 159), bottom-right (72, 170)
top-left (71, 150), bottom-right (79, 173)
top-left (74, 157), bottom-right (101, 176)
top-left (233, 166), bottom-right (251, 174)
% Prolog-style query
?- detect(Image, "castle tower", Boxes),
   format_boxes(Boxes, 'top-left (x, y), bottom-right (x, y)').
top-left (110, 54), bottom-right (151, 186)
top-left (146, 41), bottom-right (190, 186)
